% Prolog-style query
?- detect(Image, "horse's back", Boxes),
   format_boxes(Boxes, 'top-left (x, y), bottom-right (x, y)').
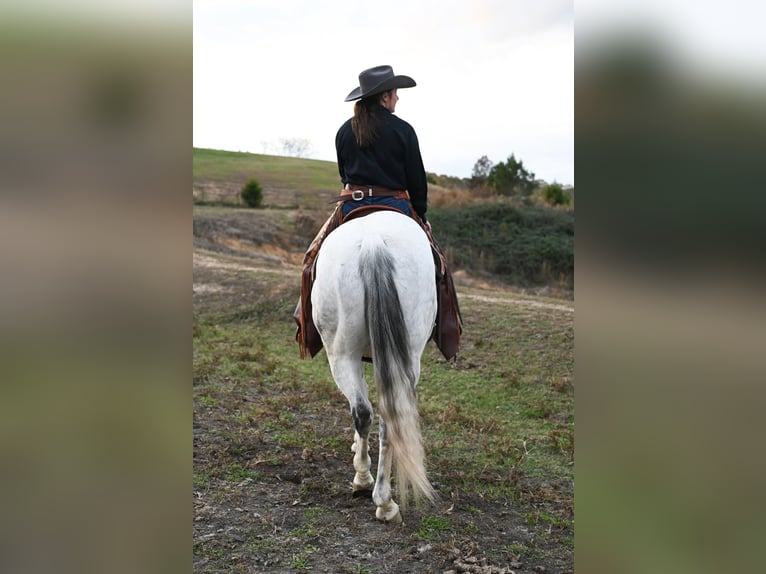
top-left (319, 211), bottom-right (428, 259)
top-left (315, 211), bottom-right (433, 284)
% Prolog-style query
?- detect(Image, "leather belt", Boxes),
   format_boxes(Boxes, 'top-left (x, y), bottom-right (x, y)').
top-left (336, 184), bottom-right (409, 202)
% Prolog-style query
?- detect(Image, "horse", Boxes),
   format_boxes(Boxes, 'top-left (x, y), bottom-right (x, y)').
top-left (311, 210), bottom-right (438, 523)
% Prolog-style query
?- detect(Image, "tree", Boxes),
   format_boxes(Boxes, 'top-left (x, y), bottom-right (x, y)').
top-left (279, 137), bottom-right (312, 158)
top-left (469, 155), bottom-right (493, 189)
top-left (541, 182), bottom-right (571, 206)
top-left (486, 154), bottom-right (535, 196)
top-left (241, 178), bottom-right (263, 208)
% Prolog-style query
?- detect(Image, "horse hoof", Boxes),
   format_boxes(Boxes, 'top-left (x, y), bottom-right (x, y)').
top-left (376, 501), bottom-right (402, 524)
top-left (352, 471), bottom-right (374, 493)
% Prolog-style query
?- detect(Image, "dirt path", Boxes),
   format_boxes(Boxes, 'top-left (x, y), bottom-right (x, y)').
top-left (194, 251), bottom-right (574, 314)
top-left (461, 294), bottom-right (574, 314)
top-left (194, 252), bottom-right (298, 277)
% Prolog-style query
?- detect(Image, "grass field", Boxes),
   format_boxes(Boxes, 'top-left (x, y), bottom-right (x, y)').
top-left (193, 149), bottom-right (574, 572)
top-left (193, 235), bottom-right (573, 573)
top-left (193, 148), bottom-right (341, 209)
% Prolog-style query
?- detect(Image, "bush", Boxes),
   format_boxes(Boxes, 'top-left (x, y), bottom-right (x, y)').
top-left (241, 178), bottom-right (263, 208)
top-left (428, 203), bottom-right (574, 288)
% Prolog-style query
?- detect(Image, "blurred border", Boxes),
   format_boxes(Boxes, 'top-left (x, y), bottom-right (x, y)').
top-left (576, 2), bottom-right (766, 573)
top-left (0, 3), bottom-right (190, 573)
top-left (3, 2), bottom-right (766, 573)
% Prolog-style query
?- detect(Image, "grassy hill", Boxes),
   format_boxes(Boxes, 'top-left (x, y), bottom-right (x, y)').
top-left (193, 148), bottom-right (341, 209)
top-left (193, 147), bottom-right (574, 292)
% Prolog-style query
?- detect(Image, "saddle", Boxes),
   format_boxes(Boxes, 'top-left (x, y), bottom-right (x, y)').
top-left (293, 202), bottom-right (463, 361)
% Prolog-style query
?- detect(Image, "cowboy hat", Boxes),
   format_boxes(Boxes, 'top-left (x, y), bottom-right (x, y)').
top-left (344, 65), bottom-right (416, 102)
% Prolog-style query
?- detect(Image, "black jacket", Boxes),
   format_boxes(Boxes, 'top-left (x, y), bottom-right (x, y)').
top-left (335, 105), bottom-right (428, 221)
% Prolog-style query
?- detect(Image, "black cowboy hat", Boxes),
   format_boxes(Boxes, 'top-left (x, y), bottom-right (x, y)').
top-left (344, 65), bottom-right (416, 102)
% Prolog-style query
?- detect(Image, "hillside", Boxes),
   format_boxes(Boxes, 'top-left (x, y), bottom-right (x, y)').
top-left (193, 148), bottom-right (341, 209)
top-left (193, 147), bottom-right (573, 293)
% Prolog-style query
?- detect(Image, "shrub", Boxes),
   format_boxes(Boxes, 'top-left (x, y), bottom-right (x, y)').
top-left (428, 203), bottom-right (574, 288)
top-left (241, 178), bottom-right (263, 208)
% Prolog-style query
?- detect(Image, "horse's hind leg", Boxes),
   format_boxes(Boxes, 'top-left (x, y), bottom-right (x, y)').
top-left (351, 401), bottom-right (375, 496)
top-left (373, 418), bottom-right (401, 523)
top-left (328, 357), bottom-right (374, 495)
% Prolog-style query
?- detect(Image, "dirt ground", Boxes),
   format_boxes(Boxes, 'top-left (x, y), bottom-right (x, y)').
top-left (193, 377), bottom-right (572, 574)
top-left (193, 210), bottom-right (573, 573)
top-left (193, 443), bottom-right (569, 574)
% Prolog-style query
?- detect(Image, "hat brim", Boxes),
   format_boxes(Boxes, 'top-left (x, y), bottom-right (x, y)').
top-left (344, 75), bottom-right (417, 102)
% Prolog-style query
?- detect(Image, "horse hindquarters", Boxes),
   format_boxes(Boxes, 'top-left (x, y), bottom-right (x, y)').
top-left (313, 212), bottom-right (437, 517)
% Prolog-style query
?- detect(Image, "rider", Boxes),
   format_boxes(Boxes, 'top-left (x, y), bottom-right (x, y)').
top-left (335, 65), bottom-right (430, 231)
top-left (295, 65), bottom-right (461, 360)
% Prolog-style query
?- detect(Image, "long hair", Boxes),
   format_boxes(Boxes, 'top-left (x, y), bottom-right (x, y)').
top-left (351, 91), bottom-right (390, 148)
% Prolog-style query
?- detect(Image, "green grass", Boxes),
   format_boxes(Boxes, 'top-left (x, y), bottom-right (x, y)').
top-left (193, 274), bottom-right (573, 506)
top-left (417, 515), bottom-right (452, 540)
top-left (416, 295), bottom-right (574, 495)
top-left (193, 147), bottom-right (339, 194)
top-left (224, 462), bottom-right (262, 483)
top-left (290, 554), bottom-right (310, 569)
top-left (507, 542), bottom-right (544, 561)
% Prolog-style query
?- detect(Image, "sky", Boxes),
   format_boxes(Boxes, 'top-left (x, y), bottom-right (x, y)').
top-left (193, 0), bottom-right (574, 185)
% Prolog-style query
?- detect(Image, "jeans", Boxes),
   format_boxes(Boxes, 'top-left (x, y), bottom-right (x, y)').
top-left (341, 197), bottom-right (411, 219)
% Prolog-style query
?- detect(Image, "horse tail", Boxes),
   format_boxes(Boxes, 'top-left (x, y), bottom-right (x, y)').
top-left (359, 241), bottom-right (435, 509)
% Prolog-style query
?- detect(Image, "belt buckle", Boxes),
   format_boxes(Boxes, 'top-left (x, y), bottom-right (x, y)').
top-left (351, 189), bottom-right (365, 201)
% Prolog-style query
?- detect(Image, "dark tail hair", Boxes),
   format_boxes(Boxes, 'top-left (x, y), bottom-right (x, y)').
top-left (360, 243), bottom-right (435, 508)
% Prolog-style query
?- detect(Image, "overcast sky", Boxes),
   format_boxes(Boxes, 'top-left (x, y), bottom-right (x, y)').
top-left (193, 0), bottom-right (574, 185)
